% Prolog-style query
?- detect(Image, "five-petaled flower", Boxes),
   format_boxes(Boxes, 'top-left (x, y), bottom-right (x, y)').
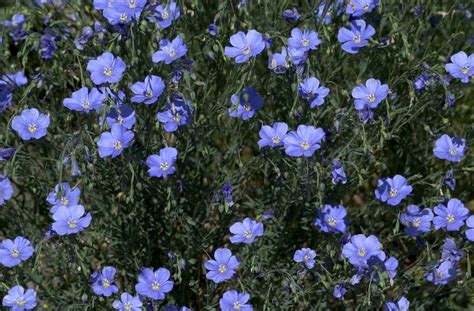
top-left (315, 204), bottom-right (348, 234)
top-left (52, 205), bottom-right (92, 235)
top-left (130, 75), bottom-right (165, 105)
top-left (399, 205), bottom-right (433, 236)
top-left (229, 218), bottom-right (264, 244)
top-left (224, 29), bottom-right (265, 63)
top-left (433, 134), bottom-right (466, 162)
top-left (258, 122), bottom-right (288, 148)
top-left (152, 36), bottom-right (188, 64)
top-left (63, 87), bottom-right (105, 112)
top-left (2, 285), bottom-right (37, 310)
top-left (283, 125), bottom-right (325, 157)
top-left (146, 147), bottom-right (178, 178)
top-left (299, 77), bottom-right (330, 108)
top-left (288, 28), bottom-right (322, 52)
top-left (293, 248), bottom-right (317, 269)
top-left (112, 292), bottom-right (143, 311)
top-left (445, 51), bottom-right (474, 83)
top-left (433, 198), bottom-right (468, 231)
top-left (228, 87), bottom-right (264, 120)
top-left (352, 78), bottom-right (388, 110)
top-left (375, 175), bottom-right (412, 206)
top-left (12, 108), bottom-right (50, 140)
top-left (205, 248), bottom-right (240, 283)
top-left (135, 267), bottom-right (174, 300)
top-left (337, 20), bottom-right (375, 54)
top-left (97, 124), bottom-right (135, 158)
top-left (219, 290), bottom-right (253, 311)
top-left (0, 236), bottom-right (34, 268)
top-left (87, 52), bottom-right (126, 85)
top-left (91, 266), bottom-right (119, 297)
top-left (342, 234), bottom-right (386, 268)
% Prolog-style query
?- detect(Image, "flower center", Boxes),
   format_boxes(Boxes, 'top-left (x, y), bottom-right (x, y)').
top-left (436, 271), bottom-right (443, 279)
top-left (367, 94), bottom-right (376, 103)
top-left (151, 281), bottom-right (161, 291)
top-left (302, 39), bottom-right (310, 47)
top-left (244, 104), bottom-right (251, 111)
top-left (461, 66), bottom-right (469, 75)
top-left (303, 255), bottom-right (310, 261)
top-left (242, 47), bottom-right (251, 55)
top-left (233, 302), bottom-right (241, 310)
top-left (16, 299), bottom-right (25, 307)
top-left (412, 218), bottom-right (420, 228)
top-left (271, 136), bottom-right (280, 144)
top-left (61, 197), bottom-right (69, 206)
top-left (449, 148), bottom-right (457, 156)
top-left (173, 114), bottom-right (181, 122)
top-left (160, 162), bottom-right (170, 171)
top-left (119, 13), bottom-right (129, 23)
top-left (128, 0), bottom-right (137, 9)
top-left (327, 217), bottom-right (337, 227)
top-left (124, 303), bottom-right (132, 311)
top-left (244, 231), bottom-right (253, 239)
top-left (28, 123), bottom-right (38, 133)
top-left (161, 11), bottom-right (169, 20)
top-left (218, 264), bottom-right (227, 274)
top-left (364, 4), bottom-right (369, 11)
top-left (446, 214), bottom-right (455, 224)
top-left (102, 279), bottom-right (110, 288)
top-left (271, 59), bottom-right (277, 68)
top-left (103, 67), bottom-right (113, 77)
top-left (358, 248), bottom-right (366, 257)
top-left (389, 189), bottom-right (398, 198)
top-left (11, 249), bottom-right (20, 258)
top-left (145, 90), bottom-right (154, 98)
top-left (82, 101), bottom-right (90, 109)
top-left (353, 35), bottom-right (361, 43)
top-left (168, 48), bottom-right (176, 57)
top-left (68, 219), bottom-right (77, 228)
top-left (301, 142), bottom-right (310, 150)
top-left (113, 140), bottom-right (123, 151)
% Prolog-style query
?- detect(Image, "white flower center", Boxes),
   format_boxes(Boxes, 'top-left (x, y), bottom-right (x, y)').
top-left (327, 217), bottom-right (337, 227)
top-left (113, 140), bottom-right (123, 151)
top-left (301, 142), bottom-right (310, 150)
top-left (160, 162), bottom-right (170, 171)
top-left (103, 67), bottom-right (113, 77)
top-left (242, 47), bottom-right (251, 55)
top-left (168, 48), bottom-right (176, 57)
top-left (11, 249), bottom-right (20, 258)
top-left (244, 231), bottom-right (253, 239)
top-left (68, 220), bottom-right (77, 228)
top-left (218, 264), bottom-right (227, 274)
top-left (461, 66), bottom-right (469, 74)
top-left (389, 189), bottom-right (398, 198)
top-left (412, 218), bottom-right (420, 228)
top-left (151, 281), bottom-right (161, 291)
top-left (367, 94), bottom-right (376, 103)
top-left (353, 35), bottom-right (361, 43)
top-left (233, 302), bottom-right (241, 310)
top-left (446, 214), bottom-right (455, 224)
top-left (16, 299), bottom-right (25, 307)
top-left (358, 248), bottom-right (366, 257)
top-left (302, 39), bottom-right (310, 47)
top-left (61, 197), bottom-right (69, 206)
top-left (102, 279), bottom-right (110, 288)
top-left (449, 148), bottom-right (457, 156)
top-left (272, 136), bottom-right (280, 144)
top-left (28, 123), bottom-right (38, 133)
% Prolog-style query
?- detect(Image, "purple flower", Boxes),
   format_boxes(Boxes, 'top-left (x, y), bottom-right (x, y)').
top-left (146, 147), bottom-right (178, 178)
top-left (0, 176), bottom-right (14, 205)
top-left (331, 160), bottom-right (347, 185)
top-left (316, 0), bottom-right (344, 25)
top-left (433, 134), bottom-right (466, 162)
top-left (152, 36), bottom-right (188, 64)
top-left (414, 72), bottom-right (431, 91)
top-left (52, 205), bottom-right (92, 235)
top-left (444, 168), bottom-right (456, 191)
top-left (106, 103), bottom-right (136, 129)
top-left (74, 26), bottom-right (94, 50)
top-left (130, 75), bottom-right (165, 105)
top-left (425, 260), bottom-right (457, 285)
top-left (293, 248), bottom-right (316, 269)
top-left (315, 204), bottom-right (348, 234)
top-left (222, 182), bottom-right (234, 207)
top-left (229, 218), bottom-right (264, 244)
top-left (63, 87), bottom-right (105, 112)
top-left (465, 216), bottom-right (474, 241)
top-left (346, 0), bottom-right (379, 17)
top-left (228, 87), bottom-right (264, 120)
top-left (441, 238), bottom-right (464, 262)
top-left (205, 248), bottom-right (240, 283)
top-left (288, 28), bottom-right (321, 52)
top-left (208, 24), bottom-right (218, 36)
top-left (352, 78), bottom-right (388, 110)
top-left (0, 237), bottom-right (34, 268)
top-left (219, 290), bottom-right (253, 311)
top-left (0, 148), bottom-right (16, 161)
top-left (12, 108), bottom-right (50, 140)
top-left (383, 256), bottom-right (398, 279)
top-left (153, 1), bottom-right (180, 29)
top-left (299, 77), bottom-right (330, 108)
top-left (97, 124), bottom-right (134, 158)
top-left (342, 234), bottom-right (386, 268)
top-left (40, 31), bottom-right (58, 59)
top-left (3, 14), bottom-right (27, 41)
top-left (257, 122), bottom-right (288, 148)
top-left (358, 106), bottom-right (374, 124)
top-left (2, 285), bottom-right (37, 310)
top-left (224, 29), bottom-right (265, 63)
top-left (283, 125), bottom-right (325, 157)
top-left (337, 20), bottom-right (375, 54)
top-left (445, 51), bottom-right (474, 83)
top-left (333, 284), bottom-right (347, 299)
top-left (385, 296), bottom-right (410, 311)
top-left (400, 205), bottom-right (433, 236)
top-left (156, 102), bottom-right (191, 132)
top-left (47, 183), bottom-right (81, 214)
top-left (135, 268), bottom-right (174, 300)
top-left (268, 47), bottom-right (290, 74)
top-left (87, 52), bottom-right (126, 85)
top-left (374, 175), bottom-right (412, 206)
top-left (433, 198), bottom-right (468, 231)
top-left (282, 8), bottom-right (300, 21)
top-left (91, 266), bottom-right (119, 297)
top-left (112, 292), bottom-right (143, 311)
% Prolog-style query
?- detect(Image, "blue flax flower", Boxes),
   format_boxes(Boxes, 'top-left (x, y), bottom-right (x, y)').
top-left (293, 248), bottom-right (316, 269)
top-left (288, 28), bottom-right (321, 52)
top-left (130, 75), bottom-right (165, 105)
top-left (299, 77), bottom-right (330, 108)
top-left (337, 20), bottom-right (375, 54)
top-left (315, 204), bottom-right (347, 234)
top-left (105, 103), bottom-right (136, 129)
top-left (0, 176), bottom-right (14, 205)
top-left (47, 183), bottom-right (81, 213)
top-left (156, 97), bottom-right (192, 132)
top-left (465, 216), bottom-right (474, 241)
top-left (152, 1), bottom-right (180, 29)
top-left (433, 198), bottom-right (468, 231)
top-left (425, 260), bottom-right (457, 285)
top-left (3, 14), bottom-right (27, 41)
top-left (352, 78), bottom-right (388, 110)
top-left (11, 108), bottom-right (50, 140)
top-left (146, 147), bottom-right (178, 178)
top-left (445, 51), bottom-right (474, 83)
top-left (441, 238), bottom-right (464, 262)
top-left (346, 0), bottom-right (379, 17)
top-left (333, 284), bottom-right (347, 299)
top-left (316, 1), bottom-right (344, 25)
top-left (384, 296), bottom-right (409, 311)
top-left (2, 285), bottom-right (37, 310)
top-left (91, 266), bottom-right (119, 297)
top-left (258, 122), bottom-right (288, 148)
top-left (87, 52), bottom-right (126, 85)
top-left (52, 205), bottom-right (92, 235)
top-left (342, 234), bottom-right (386, 268)
top-left (0, 148), bottom-right (16, 161)
top-left (399, 205), bottom-right (433, 236)
top-left (63, 87), bottom-right (105, 112)
top-left (283, 125), bottom-right (325, 157)
top-left (135, 268), bottom-right (174, 300)
top-left (205, 248), bottom-right (240, 284)
top-left (268, 47), bottom-right (290, 74)
top-left (219, 290), bottom-right (253, 311)
top-left (433, 134), bottom-right (466, 162)
top-left (375, 175), bottom-right (412, 206)
top-left (0, 237), bottom-right (34, 268)
top-left (282, 8), bottom-right (300, 22)
top-left (228, 87), bottom-right (263, 120)
top-left (152, 36), bottom-right (188, 64)
top-left (331, 160), bottom-right (347, 185)
top-left (229, 218), bottom-right (264, 244)
top-left (224, 30), bottom-right (265, 63)
top-left (97, 124), bottom-right (134, 158)
top-left (112, 292), bottom-right (143, 311)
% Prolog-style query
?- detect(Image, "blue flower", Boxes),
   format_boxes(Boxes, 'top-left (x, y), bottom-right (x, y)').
top-left (152, 36), bottom-right (188, 64)
top-left (52, 205), bottom-right (92, 235)
top-left (258, 122), bottom-right (288, 148)
top-left (331, 160), bottom-right (347, 185)
top-left (283, 125), bottom-right (325, 157)
top-left (441, 238), bottom-right (464, 262)
top-left (91, 266), bottom-right (119, 297)
top-left (228, 87), bottom-right (264, 120)
top-left (63, 87), bottom-right (105, 112)
top-left (342, 234), bottom-right (385, 268)
top-left (11, 108), bottom-right (50, 140)
top-left (87, 52), bottom-right (126, 85)
top-left (146, 147), bottom-right (178, 178)
top-left (224, 29), bottom-right (265, 63)
top-left (288, 28), bottom-right (321, 52)
top-left (156, 98), bottom-right (192, 132)
top-left (299, 77), bottom-right (330, 108)
top-left (0, 148), bottom-right (16, 161)
top-left (385, 296), bottom-right (410, 311)
top-left (135, 268), bottom-right (174, 300)
top-left (105, 104), bottom-right (136, 129)
top-left (268, 47), bottom-right (290, 74)
top-left (351, 78), bottom-right (388, 110)
top-left (152, 1), bottom-right (180, 29)
top-left (399, 205), bottom-right (433, 236)
top-left (208, 24), bottom-right (218, 36)
top-left (444, 168), bottom-right (456, 191)
top-left (0, 176), bottom-right (13, 205)
top-left (40, 30), bottom-right (58, 59)
top-left (465, 216), bottom-right (474, 241)
top-left (74, 26), bottom-right (94, 50)
top-left (425, 260), bottom-right (457, 285)
top-left (293, 248), bottom-right (316, 269)
top-left (205, 248), bottom-right (240, 284)
top-left (112, 292), bottom-right (143, 311)
top-left (383, 256), bottom-right (398, 279)
top-left (414, 72), bottom-right (431, 91)
top-left (97, 124), bottom-right (134, 158)
top-left (47, 183), bottom-right (81, 214)
top-left (130, 75), bottom-right (165, 105)
top-left (282, 8), bottom-right (300, 22)
top-left (229, 218), bottom-right (264, 244)
top-left (433, 198), bottom-right (468, 231)
top-left (316, 0), bottom-right (344, 25)
top-left (346, 0), bottom-right (379, 17)
top-left (219, 290), bottom-right (253, 311)
top-left (3, 14), bottom-right (27, 41)
top-left (2, 285), bottom-right (37, 310)
top-left (315, 204), bottom-right (348, 234)
top-left (374, 175), bottom-right (412, 206)
top-left (0, 237), bottom-right (34, 268)
top-left (333, 284), bottom-right (347, 299)
top-left (445, 51), bottom-right (474, 83)
top-left (433, 134), bottom-right (466, 162)
top-left (337, 20), bottom-right (375, 54)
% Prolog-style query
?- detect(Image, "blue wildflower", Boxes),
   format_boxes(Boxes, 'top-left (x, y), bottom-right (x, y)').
top-left (337, 20), bottom-right (375, 54)
top-left (146, 147), bottom-right (178, 178)
top-left (224, 30), bottom-right (265, 63)
top-left (258, 122), bottom-right (288, 148)
top-left (228, 87), bottom-right (264, 120)
top-left (299, 77), bottom-right (330, 108)
top-left (152, 36), bottom-right (188, 64)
